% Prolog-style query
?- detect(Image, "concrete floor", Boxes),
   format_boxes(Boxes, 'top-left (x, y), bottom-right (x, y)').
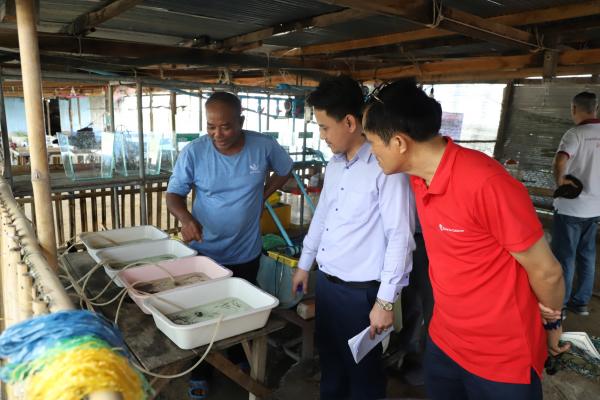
top-left (156, 296), bottom-right (600, 400)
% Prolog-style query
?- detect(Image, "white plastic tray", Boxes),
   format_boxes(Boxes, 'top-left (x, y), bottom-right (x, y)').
top-left (95, 239), bottom-right (197, 286)
top-left (144, 278), bottom-right (279, 349)
top-left (81, 225), bottom-right (168, 261)
top-left (118, 256), bottom-right (232, 314)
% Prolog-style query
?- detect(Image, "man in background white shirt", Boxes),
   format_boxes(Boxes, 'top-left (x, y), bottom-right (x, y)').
top-left (552, 91), bottom-right (600, 316)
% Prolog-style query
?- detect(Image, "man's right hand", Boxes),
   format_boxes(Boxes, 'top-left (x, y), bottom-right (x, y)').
top-left (181, 219), bottom-right (203, 242)
top-left (291, 268), bottom-right (309, 295)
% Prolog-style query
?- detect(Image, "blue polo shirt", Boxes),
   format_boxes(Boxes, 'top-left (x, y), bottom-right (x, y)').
top-left (167, 130), bottom-right (293, 265)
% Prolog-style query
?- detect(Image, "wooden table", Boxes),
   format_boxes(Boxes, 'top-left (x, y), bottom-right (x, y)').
top-left (10, 146), bottom-right (62, 165)
top-left (61, 252), bottom-right (286, 400)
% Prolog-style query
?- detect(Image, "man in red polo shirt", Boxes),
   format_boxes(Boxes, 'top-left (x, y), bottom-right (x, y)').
top-left (362, 79), bottom-right (570, 399)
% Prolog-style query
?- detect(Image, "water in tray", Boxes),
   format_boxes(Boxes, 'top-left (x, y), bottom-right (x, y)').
top-left (132, 272), bottom-right (210, 294)
top-left (167, 297), bottom-right (253, 325)
top-left (108, 254), bottom-right (178, 270)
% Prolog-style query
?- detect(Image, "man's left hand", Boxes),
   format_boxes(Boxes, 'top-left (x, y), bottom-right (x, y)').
top-left (369, 303), bottom-right (394, 339)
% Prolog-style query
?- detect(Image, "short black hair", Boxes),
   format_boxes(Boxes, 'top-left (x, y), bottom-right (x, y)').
top-left (572, 91), bottom-right (597, 114)
top-left (206, 91), bottom-right (242, 115)
top-left (306, 75), bottom-right (364, 121)
top-left (363, 78), bottom-right (442, 144)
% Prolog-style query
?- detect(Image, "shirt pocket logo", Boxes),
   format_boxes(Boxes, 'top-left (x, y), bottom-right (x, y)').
top-left (249, 163), bottom-right (261, 174)
top-left (439, 223), bottom-right (465, 233)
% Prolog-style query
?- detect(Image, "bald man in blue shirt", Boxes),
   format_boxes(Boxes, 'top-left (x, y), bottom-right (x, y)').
top-left (167, 92), bottom-right (293, 281)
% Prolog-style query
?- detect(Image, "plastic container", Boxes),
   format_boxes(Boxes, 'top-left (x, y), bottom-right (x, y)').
top-left (58, 131), bottom-right (114, 180)
top-left (118, 256), bottom-right (233, 314)
top-left (95, 239), bottom-right (197, 286)
top-left (144, 278), bottom-right (279, 349)
top-left (81, 225), bottom-right (168, 261)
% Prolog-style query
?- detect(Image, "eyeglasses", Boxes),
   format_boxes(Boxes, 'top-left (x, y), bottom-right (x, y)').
top-left (366, 81), bottom-right (392, 105)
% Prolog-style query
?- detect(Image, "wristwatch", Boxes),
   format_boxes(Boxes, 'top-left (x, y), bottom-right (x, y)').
top-left (376, 298), bottom-right (393, 311)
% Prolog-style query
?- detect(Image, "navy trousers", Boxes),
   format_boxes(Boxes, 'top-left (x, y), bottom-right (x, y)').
top-left (315, 270), bottom-right (386, 400)
top-left (424, 337), bottom-right (542, 400)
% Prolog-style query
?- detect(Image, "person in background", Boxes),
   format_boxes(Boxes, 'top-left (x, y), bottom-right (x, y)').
top-left (292, 75), bottom-right (415, 400)
top-left (363, 78), bottom-right (569, 400)
top-left (552, 91), bottom-right (600, 317)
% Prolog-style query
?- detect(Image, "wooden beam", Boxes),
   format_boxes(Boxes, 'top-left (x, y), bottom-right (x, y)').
top-left (62, 0), bottom-right (143, 36)
top-left (219, 8), bottom-right (368, 50)
top-left (279, 1), bottom-right (600, 56)
top-left (353, 48), bottom-right (600, 81)
top-left (317, 0), bottom-right (537, 49)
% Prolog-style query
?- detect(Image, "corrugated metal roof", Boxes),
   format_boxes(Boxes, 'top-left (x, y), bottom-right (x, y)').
top-left (443, 0), bottom-right (584, 19)
top-left (264, 15), bottom-right (420, 47)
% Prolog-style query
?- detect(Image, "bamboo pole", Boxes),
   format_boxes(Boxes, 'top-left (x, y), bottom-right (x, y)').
top-left (17, 262), bottom-right (32, 320)
top-left (15, 0), bottom-right (58, 270)
top-left (0, 69), bottom-right (13, 185)
top-left (198, 88), bottom-right (203, 131)
top-left (136, 80), bottom-right (147, 225)
top-left (170, 91), bottom-right (176, 143)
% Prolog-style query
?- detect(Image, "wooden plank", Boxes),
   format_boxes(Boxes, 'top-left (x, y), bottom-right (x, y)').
top-left (220, 8), bottom-right (368, 50)
top-left (91, 189), bottom-right (98, 232)
top-left (120, 187), bottom-right (126, 228)
top-left (206, 352), bottom-right (271, 399)
top-left (493, 82), bottom-right (515, 161)
top-left (62, 0), bottom-right (143, 36)
top-left (316, 0), bottom-right (536, 48)
top-left (156, 185), bottom-right (162, 229)
top-left (101, 189), bottom-right (107, 229)
top-left (68, 192), bottom-right (76, 240)
top-left (130, 186), bottom-right (135, 226)
top-left (80, 192), bottom-right (88, 232)
top-left (147, 184), bottom-right (153, 226)
top-left (279, 1), bottom-right (600, 56)
top-left (248, 336), bottom-right (268, 400)
top-left (54, 194), bottom-right (64, 245)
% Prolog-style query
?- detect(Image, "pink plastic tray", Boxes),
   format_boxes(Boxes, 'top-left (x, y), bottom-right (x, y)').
top-left (118, 256), bottom-right (232, 314)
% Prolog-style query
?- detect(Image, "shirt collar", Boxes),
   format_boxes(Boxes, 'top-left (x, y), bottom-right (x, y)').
top-left (332, 140), bottom-right (373, 166)
top-left (578, 118), bottom-right (600, 126)
top-left (414, 137), bottom-right (460, 196)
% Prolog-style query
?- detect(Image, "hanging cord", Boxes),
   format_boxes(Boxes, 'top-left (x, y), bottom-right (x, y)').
top-left (425, 0), bottom-right (444, 29)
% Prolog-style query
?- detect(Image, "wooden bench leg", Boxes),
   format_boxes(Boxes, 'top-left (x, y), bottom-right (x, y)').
top-left (249, 336), bottom-right (268, 400)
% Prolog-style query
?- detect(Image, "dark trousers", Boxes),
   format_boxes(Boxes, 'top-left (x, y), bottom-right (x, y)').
top-left (191, 255), bottom-right (261, 380)
top-left (315, 270), bottom-right (386, 400)
top-left (424, 337), bottom-right (542, 400)
top-left (397, 233), bottom-right (432, 355)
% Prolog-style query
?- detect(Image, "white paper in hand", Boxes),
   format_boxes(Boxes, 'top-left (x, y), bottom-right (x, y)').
top-left (348, 326), bottom-right (394, 364)
top-left (561, 331), bottom-right (600, 360)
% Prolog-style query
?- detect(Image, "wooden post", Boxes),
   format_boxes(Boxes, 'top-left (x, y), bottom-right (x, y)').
top-left (493, 81), bottom-right (515, 161)
top-left (15, 0), bottom-right (58, 269)
top-left (44, 98), bottom-right (51, 136)
top-left (0, 69), bottom-right (13, 185)
top-left (266, 94), bottom-right (270, 131)
top-left (108, 84), bottom-right (115, 131)
top-left (149, 90), bottom-right (154, 132)
top-left (136, 81), bottom-right (147, 225)
top-left (68, 98), bottom-right (73, 132)
top-left (198, 88), bottom-right (203, 131)
top-left (258, 98), bottom-right (262, 132)
top-left (76, 97), bottom-right (82, 128)
top-left (170, 91), bottom-right (176, 143)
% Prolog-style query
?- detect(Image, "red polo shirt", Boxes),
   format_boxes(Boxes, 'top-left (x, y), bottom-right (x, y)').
top-left (411, 138), bottom-right (546, 384)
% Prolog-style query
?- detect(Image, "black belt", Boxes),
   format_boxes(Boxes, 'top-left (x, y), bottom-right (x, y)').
top-left (323, 272), bottom-right (380, 289)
